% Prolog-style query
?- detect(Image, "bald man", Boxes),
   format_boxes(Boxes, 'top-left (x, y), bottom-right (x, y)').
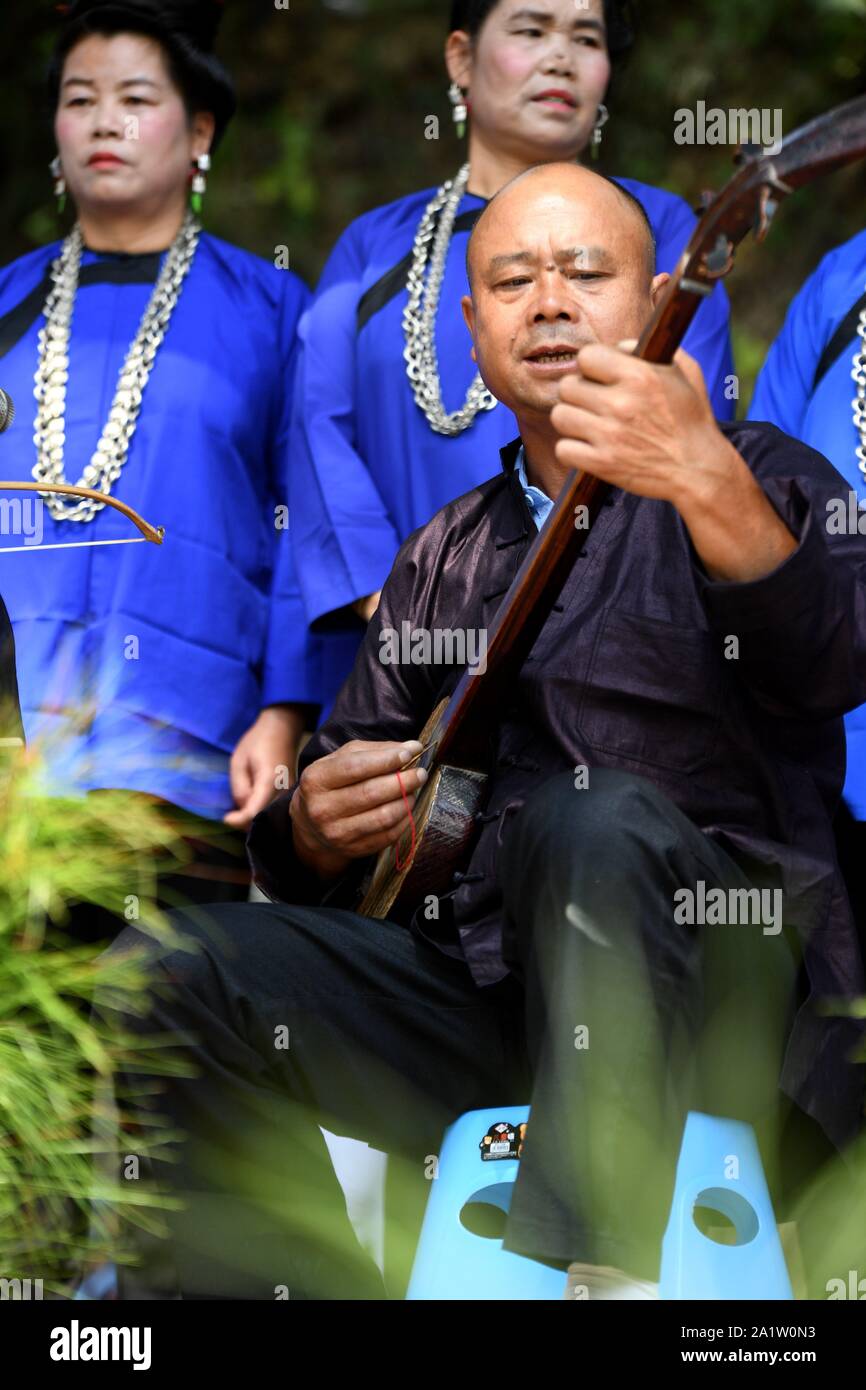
top-left (109, 164), bottom-right (866, 1301)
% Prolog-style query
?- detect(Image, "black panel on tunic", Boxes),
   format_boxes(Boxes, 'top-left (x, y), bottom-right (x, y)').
top-left (355, 208), bottom-right (484, 334)
top-left (811, 288), bottom-right (866, 392)
top-left (0, 254), bottom-right (161, 362)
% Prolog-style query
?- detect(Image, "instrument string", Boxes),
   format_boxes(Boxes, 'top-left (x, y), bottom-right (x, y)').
top-left (394, 769), bottom-right (418, 872)
top-left (0, 537), bottom-right (147, 554)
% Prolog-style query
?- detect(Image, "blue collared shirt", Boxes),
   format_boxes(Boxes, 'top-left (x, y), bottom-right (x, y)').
top-left (515, 445), bottom-right (554, 530)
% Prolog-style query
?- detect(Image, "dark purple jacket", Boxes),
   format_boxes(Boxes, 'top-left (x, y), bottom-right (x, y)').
top-left (249, 424), bottom-right (866, 1147)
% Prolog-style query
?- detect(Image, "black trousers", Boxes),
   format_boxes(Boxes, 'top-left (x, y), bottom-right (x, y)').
top-left (107, 768), bottom-right (819, 1299)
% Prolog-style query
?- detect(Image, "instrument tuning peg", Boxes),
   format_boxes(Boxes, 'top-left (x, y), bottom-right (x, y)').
top-left (703, 234), bottom-right (734, 276)
top-left (754, 187), bottom-right (781, 243)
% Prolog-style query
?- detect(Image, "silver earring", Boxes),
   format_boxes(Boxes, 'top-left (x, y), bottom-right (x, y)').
top-left (591, 103), bottom-right (610, 160)
top-left (50, 155), bottom-right (67, 213)
top-left (449, 81), bottom-right (468, 139)
top-left (190, 152), bottom-right (210, 214)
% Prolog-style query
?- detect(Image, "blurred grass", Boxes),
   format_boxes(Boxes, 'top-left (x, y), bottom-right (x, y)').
top-left (0, 727), bottom-right (197, 1295)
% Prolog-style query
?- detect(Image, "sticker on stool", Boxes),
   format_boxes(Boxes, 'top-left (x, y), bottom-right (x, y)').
top-left (479, 1120), bottom-right (527, 1161)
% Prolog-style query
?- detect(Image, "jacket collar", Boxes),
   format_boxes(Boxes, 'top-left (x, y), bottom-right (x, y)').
top-left (499, 436), bottom-right (524, 479)
top-left (498, 437), bottom-right (538, 544)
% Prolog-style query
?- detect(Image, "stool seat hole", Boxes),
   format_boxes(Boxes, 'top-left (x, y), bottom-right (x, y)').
top-left (459, 1183), bottom-right (514, 1239)
top-left (693, 1187), bottom-right (759, 1246)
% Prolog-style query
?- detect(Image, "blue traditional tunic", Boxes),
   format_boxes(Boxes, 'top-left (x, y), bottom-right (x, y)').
top-left (749, 230), bottom-right (866, 819)
top-left (290, 177), bottom-right (736, 712)
top-left (0, 233), bottom-right (317, 818)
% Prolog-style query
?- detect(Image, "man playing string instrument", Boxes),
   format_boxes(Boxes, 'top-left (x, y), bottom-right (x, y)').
top-left (108, 164), bottom-right (866, 1301)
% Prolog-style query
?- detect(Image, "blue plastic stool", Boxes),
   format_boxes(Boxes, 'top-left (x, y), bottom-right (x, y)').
top-left (406, 1105), bottom-right (566, 1299)
top-left (659, 1111), bottom-right (793, 1300)
top-left (407, 1106), bottom-right (792, 1300)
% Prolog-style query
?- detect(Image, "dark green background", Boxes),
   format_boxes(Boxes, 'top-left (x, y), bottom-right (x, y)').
top-left (3, 0), bottom-right (866, 401)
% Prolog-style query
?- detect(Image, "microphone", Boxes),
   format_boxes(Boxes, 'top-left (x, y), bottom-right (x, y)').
top-left (0, 390), bottom-right (14, 433)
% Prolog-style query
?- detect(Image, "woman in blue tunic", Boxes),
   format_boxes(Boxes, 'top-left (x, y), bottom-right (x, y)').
top-left (749, 229), bottom-right (866, 944)
top-left (292, 0), bottom-right (735, 710)
top-left (0, 0), bottom-right (316, 924)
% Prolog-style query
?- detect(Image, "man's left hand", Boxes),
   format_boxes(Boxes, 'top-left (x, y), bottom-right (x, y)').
top-left (224, 705), bottom-right (305, 830)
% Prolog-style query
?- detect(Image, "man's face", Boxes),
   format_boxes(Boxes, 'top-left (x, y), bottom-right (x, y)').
top-left (463, 176), bottom-right (665, 420)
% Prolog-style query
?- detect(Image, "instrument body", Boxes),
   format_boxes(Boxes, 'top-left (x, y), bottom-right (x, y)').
top-left (354, 96), bottom-right (866, 922)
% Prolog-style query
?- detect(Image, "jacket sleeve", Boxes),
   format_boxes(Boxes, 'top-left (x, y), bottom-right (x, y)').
top-left (692, 425), bottom-right (866, 720)
top-left (248, 528), bottom-right (438, 900)
top-left (288, 217), bottom-right (403, 629)
top-left (260, 270), bottom-right (325, 708)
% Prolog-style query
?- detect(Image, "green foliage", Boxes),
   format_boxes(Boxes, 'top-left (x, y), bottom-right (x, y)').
top-left (0, 731), bottom-right (193, 1296)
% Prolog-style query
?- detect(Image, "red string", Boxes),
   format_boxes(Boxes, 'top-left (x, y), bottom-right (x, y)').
top-left (394, 769), bottom-right (417, 872)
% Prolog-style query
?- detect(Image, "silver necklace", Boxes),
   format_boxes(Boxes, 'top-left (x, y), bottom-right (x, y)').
top-left (403, 164), bottom-right (497, 436)
top-left (33, 211), bottom-right (201, 523)
top-left (851, 293), bottom-right (866, 489)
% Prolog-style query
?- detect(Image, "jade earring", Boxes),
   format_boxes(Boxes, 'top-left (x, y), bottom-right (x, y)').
top-left (449, 81), bottom-right (468, 140)
top-left (190, 152), bottom-right (210, 214)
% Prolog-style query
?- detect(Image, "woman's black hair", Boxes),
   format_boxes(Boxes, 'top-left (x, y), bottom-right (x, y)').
top-left (448, 0), bottom-right (635, 64)
top-left (47, 0), bottom-right (236, 148)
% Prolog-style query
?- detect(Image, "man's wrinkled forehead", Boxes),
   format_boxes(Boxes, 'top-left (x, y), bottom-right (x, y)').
top-left (466, 177), bottom-right (656, 287)
top-left (485, 244), bottom-right (616, 278)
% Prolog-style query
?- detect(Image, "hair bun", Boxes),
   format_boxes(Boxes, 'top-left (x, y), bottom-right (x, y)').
top-left (58, 0), bottom-right (226, 53)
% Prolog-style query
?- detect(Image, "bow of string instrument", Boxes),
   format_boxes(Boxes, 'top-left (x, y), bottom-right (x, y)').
top-left (0, 481), bottom-right (164, 552)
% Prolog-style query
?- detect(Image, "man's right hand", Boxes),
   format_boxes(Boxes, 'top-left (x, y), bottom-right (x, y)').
top-left (289, 739), bottom-right (428, 882)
